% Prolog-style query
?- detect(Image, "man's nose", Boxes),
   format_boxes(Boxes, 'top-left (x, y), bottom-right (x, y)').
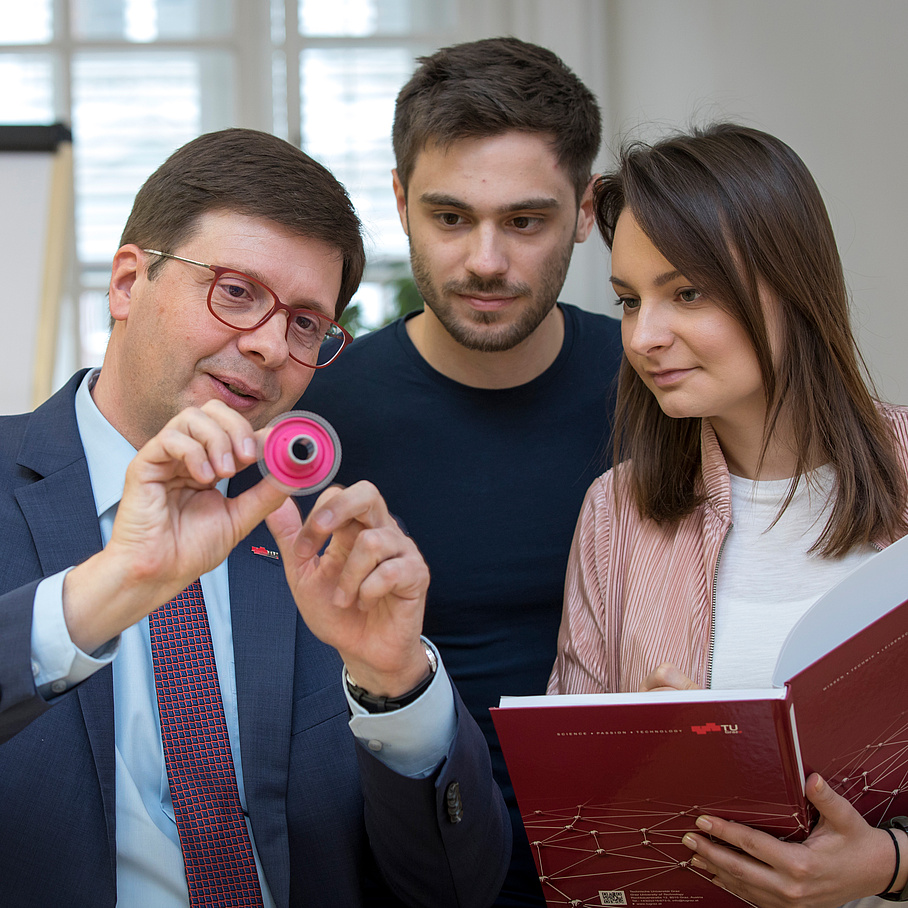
top-left (236, 309), bottom-right (292, 367)
top-left (464, 224), bottom-right (508, 278)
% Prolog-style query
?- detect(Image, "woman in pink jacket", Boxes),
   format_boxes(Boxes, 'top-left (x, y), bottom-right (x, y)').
top-left (549, 123), bottom-right (908, 907)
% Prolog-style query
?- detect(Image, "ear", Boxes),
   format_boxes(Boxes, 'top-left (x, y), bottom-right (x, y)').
top-left (391, 169), bottom-right (409, 236)
top-left (108, 245), bottom-right (143, 322)
top-left (573, 174), bottom-right (599, 244)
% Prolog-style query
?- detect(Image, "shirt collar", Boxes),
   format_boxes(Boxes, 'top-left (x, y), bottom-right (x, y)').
top-left (74, 368), bottom-right (230, 519)
top-left (74, 368), bottom-right (138, 519)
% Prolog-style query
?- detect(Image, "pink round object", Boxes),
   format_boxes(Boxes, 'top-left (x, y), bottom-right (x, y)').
top-left (259, 411), bottom-right (341, 495)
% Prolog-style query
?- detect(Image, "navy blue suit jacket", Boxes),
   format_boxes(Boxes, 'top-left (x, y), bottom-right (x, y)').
top-left (0, 371), bottom-right (510, 908)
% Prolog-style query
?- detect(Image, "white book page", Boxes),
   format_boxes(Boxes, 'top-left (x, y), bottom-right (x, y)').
top-left (498, 689), bottom-right (787, 708)
top-left (771, 533), bottom-right (908, 686)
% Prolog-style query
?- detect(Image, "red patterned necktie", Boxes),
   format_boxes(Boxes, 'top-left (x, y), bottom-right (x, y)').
top-left (149, 580), bottom-right (264, 907)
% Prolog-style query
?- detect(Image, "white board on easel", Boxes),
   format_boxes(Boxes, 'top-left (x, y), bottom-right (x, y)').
top-left (0, 124), bottom-right (74, 415)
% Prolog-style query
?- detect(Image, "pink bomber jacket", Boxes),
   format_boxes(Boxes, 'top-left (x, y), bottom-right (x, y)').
top-left (548, 405), bottom-right (908, 696)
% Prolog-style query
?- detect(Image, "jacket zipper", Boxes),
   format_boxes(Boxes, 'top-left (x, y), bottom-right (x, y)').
top-left (705, 524), bottom-right (731, 690)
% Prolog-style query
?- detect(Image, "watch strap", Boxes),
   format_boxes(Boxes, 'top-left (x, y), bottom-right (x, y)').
top-left (880, 817), bottom-right (908, 901)
top-left (345, 641), bottom-right (438, 713)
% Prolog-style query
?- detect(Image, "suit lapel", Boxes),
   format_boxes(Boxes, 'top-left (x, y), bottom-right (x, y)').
top-left (14, 371), bottom-right (117, 871)
top-left (228, 466), bottom-right (297, 907)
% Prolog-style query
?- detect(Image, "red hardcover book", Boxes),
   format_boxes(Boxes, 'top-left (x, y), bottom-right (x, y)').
top-left (492, 535), bottom-right (908, 907)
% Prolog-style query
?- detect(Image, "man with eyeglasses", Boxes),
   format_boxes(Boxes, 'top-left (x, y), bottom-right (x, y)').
top-left (0, 128), bottom-right (509, 908)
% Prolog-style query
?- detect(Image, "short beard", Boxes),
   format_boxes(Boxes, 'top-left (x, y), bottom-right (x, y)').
top-left (408, 239), bottom-right (574, 353)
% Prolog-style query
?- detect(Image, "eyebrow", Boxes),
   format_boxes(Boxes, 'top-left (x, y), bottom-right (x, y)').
top-left (418, 191), bottom-right (562, 215)
top-left (610, 269), bottom-right (684, 290)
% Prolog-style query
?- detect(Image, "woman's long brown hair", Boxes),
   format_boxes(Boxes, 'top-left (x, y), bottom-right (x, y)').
top-left (597, 123), bottom-right (906, 556)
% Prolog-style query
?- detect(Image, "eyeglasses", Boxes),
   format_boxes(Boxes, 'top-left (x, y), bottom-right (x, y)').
top-left (142, 249), bottom-right (352, 368)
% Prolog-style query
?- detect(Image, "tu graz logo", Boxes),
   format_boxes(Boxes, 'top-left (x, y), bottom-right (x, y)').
top-left (691, 721), bottom-right (740, 735)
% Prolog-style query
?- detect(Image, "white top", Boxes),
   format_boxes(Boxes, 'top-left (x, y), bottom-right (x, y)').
top-left (712, 466), bottom-right (876, 689)
top-left (713, 465), bottom-right (883, 908)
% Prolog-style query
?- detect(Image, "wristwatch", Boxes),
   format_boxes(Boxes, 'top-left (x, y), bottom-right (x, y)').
top-left (880, 816), bottom-right (908, 901)
top-left (345, 641), bottom-right (438, 713)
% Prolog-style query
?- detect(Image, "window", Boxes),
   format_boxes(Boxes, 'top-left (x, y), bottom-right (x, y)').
top-left (0, 0), bottom-right (456, 372)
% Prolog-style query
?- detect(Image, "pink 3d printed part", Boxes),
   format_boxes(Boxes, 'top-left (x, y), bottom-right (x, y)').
top-left (259, 410), bottom-right (341, 496)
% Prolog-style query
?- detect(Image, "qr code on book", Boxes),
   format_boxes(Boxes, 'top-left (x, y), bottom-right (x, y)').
top-left (598, 893), bottom-right (628, 906)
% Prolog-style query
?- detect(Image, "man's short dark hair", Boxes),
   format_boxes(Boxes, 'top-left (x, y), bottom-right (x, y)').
top-left (119, 128), bottom-right (365, 317)
top-left (392, 36), bottom-right (601, 202)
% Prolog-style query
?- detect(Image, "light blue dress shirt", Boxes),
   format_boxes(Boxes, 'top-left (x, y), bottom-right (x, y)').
top-left (29, 369), bottom-right (457, 907)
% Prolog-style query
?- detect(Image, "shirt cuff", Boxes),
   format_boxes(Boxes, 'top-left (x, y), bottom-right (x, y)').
top-left (346, 638), bottom-right (457, 779)
top-left (31, 568), bottom-right (119, 697)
